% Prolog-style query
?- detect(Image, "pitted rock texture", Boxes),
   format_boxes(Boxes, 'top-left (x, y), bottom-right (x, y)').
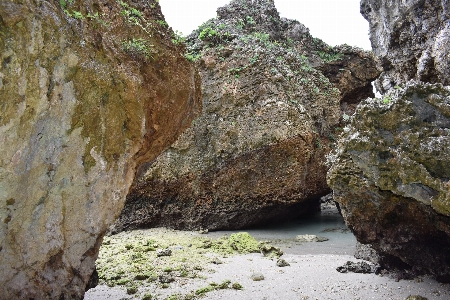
top-left (361, 0), bottom-right (450, 93)
top-left (317, 44), bottom-right (382, 116)
top-left (113, 0), bottom-right (380, 232)
top-left (327, 82), bottom-right (450, 281)
top-left (0, 0), bottom-right (200, 299)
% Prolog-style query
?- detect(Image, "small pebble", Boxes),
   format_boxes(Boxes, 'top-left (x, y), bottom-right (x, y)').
top-left (158, 274), bottom-right (174, 284)
top-left (251, 273), bottom-right (265, 281)
top-left (156, 248), bottom-right (172, 257)
top-left (277, 258), bottom-right (290, 267)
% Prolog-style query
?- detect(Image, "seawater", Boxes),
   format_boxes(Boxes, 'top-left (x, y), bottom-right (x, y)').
top-left (208, 207), bottom-right (357, 256)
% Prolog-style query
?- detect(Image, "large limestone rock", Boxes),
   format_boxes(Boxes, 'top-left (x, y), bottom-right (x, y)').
top-left (113, 0), bottom-right (380, 231)
top-left (327, 82), bottom-right (450, 281)
top-left (361, 0), bottom-right (450, 93)
top-left (328, 0), bottom-right (450, 282)
top-left (0, 0), bottom-right (200, 298)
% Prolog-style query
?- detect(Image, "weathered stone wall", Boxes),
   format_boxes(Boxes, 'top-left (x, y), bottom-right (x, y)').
top-left (0, 0), bottom-right (200, 298)
top-left (328, 0), bottom-right (450, 282)
top-left (328, 82), bottom-right (450, 281)
top-left (327, 0), bottom-right (450, 282)
top-left (361, 0), bottom-right (450, 93)
top-left (113, 0), bottom-right (380, 232)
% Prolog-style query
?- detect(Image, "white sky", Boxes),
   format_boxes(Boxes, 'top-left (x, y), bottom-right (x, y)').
top-left (159, 0), bottom-right (371, 50)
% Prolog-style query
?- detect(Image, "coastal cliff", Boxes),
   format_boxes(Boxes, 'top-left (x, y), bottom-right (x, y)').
top-left (0, 0), bottom-right (200, 298)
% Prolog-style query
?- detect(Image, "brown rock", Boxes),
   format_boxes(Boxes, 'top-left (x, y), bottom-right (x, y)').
top-left (317, 44), bottom-right (382, 116)
top-left (0, 0), bottom-right (200, 299)
top-left (113, 0), bottom-right (379, 232)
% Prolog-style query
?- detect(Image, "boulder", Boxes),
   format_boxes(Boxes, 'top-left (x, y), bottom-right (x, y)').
top-left (0, 0), bottom-right (200, 298)
top-left (354, 242), bottom-right (380, 265)
top-left (113, 0), bottom-right (380, 232)
top-left (328, 82), bottom-right (450, 281)
top-left (328, 0), bottom-right (450, 282)
top-left (336, 261), bottom-right (373, 274)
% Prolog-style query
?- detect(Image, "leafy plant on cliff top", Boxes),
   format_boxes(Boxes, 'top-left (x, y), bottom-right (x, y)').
top-left (122, 38), bottom-right (153, 60)
top-left (342, 113), bottom-right (351, 122)
top-left (172, 30), bottom-right (186, 46)
top-left (60, 0), bottom-right (74, 9)
top-left (315, 50), bottom-right (344, 62)
top-left (118, 0), bottom-right (152, 34)
top-left (199, 27), bottom-right (218, 40)
top-left (185, 51), bottom-right (201, 62)
top-left (246, 15), bottom-right (256, 25)
top-left (120, 1), bottom-right (143, 23)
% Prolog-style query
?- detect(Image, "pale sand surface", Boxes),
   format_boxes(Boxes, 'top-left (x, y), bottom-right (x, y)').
top-left (85, 236), bottom-right (450, 300)
top-left (85, 206), bottom-right (449, 300)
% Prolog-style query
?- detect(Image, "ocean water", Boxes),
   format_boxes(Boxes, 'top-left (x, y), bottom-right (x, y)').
top-left (207, 206), bottom-right (357, 256)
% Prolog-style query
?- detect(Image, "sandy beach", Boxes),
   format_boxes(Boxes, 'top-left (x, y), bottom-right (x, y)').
top-left (85, 222), bottom-right (450, 300)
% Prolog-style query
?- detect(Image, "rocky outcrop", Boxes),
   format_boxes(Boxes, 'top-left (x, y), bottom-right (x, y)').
top-left (113, 0), bottom-right (380, 232)
top-left (327, 82), bottom-right (450, 281)
top-left (361, 0), bottom-right (450, 93)
top-left (328, 0), bottom-right (450, 283)
top-left (0, 0), bottom-right (200, 299)
top-left (317, 44), bottom-right (382, 116)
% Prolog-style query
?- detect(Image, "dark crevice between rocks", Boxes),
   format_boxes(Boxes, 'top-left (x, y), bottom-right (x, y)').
top-left (242, 196), bottom-right (323, 230)
top-left (85, 269), bottom-right (99, 292)
top-left (84, 233), bottom-right (105, 291)
top-left (377, 253), bottom-right (427, 281)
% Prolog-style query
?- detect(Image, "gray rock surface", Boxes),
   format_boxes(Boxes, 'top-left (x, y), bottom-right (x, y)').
top-left (328, 0), bottom-right (450, 283)
top-left (259, 242), bottom-right (283, 258)
top-left (276, 258), bottom-right (290, 267)
top-left (361, 0), bottom-right (450, 93)
top-left (354, 242), bottom-right (380, 265)
top-left (156, 249), bottom-right (173, 257)
top-left (406, 296), bottom-right (429, 300)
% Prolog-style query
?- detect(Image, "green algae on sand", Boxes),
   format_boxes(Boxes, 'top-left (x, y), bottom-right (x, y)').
top-left (95, 229), bottom-right (264, 293)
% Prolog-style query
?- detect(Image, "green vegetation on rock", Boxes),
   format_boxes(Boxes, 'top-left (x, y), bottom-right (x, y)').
top-left (122, 38), bottom-right (154, 61)
top-left (195, 280), bottom-right (236, 296)
top-left (227, 232), bottom-right (260, 254)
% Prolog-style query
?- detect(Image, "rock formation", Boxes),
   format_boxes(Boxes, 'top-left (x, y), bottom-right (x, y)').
top-left (361, 0), bottom-right (450, 93)
top-left (113, 0), bottom-right (380, 232)
top-left (328, 0), bottom-right (450, 282)
top-left (328, 82), bottom-right (450, 281)
top-left (0, 0), bottom-right (200, 298)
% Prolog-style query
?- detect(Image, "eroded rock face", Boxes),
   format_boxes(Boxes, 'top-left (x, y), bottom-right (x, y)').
top-left (113, 0), bottom-right (380, 232)
top-left (317, 44), bottom-right (382, 116)
top-left (361, 0), bottom-right (450, 93)
top-left (0, 0), bottom-right (200, 298)
top-left (328, 82), bottom-right (450, 281)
